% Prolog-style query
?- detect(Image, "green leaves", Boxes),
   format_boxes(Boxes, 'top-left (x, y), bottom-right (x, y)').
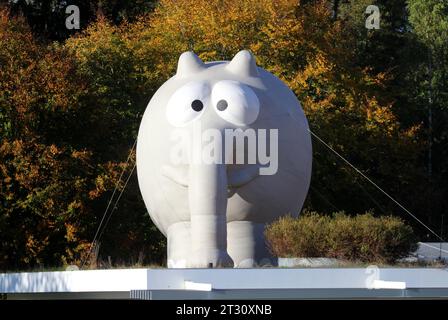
top-left (265, 211), bottom-right (418, 263)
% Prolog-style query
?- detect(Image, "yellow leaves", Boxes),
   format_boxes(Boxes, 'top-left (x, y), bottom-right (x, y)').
top-left (94, 175), bottom-right (106, 191)
top-left (293, 53), bottom-right (334, 91)
top-left (25, 235), bottom-right (37, 254)
top-left (64, 199), bottom-right (85, 220)
top-left (88, 164), bottom-right (118, 199)
top-left (0, 134), bottom-right (109, 267)
top-left (49, 144), bottom-right (58, 155)
top-left (402, 124), bottom-right (422, 141)
top-left (148, 0), bottom-right (283, 59)
top-left (302, 94), bottom-right (337, 115)
top-left (71, 151), bottom-right (93, 170)
top-left (66, 17), bottom-right (116, 54)
top-left (1, 12), bottom-right (80, 134)
top-left (11, 140), bottom-right (23, 155)
top-left (362, 67), bottom-right (390, 87)
top-left (65, 222), bottom-right (79, 243)
top-left (365, 98), bottom-right (397, 135)
top-left (71, 150), bottom-right (89, 160)
top-left (24, 233), bottom-right (49, 263)
top-left (43, 198), bottom-right (55, 211)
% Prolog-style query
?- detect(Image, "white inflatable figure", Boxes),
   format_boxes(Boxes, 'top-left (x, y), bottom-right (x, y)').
top-left (137, 50), bottom-right (312, 268)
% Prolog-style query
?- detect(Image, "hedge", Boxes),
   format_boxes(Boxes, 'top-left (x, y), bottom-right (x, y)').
top-left (265, 211), bottom-right (418, 263)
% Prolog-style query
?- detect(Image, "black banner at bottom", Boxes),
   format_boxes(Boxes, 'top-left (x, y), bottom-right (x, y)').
top-left (1, 299), bottom-right (447, 318)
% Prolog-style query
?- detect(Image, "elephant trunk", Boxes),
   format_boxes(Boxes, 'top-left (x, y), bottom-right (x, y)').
top-left (188, 160), bottom-right (234, 267)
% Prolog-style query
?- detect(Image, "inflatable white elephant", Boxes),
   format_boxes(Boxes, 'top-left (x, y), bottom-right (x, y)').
top-left (136, 50), bottom-right (312, 268)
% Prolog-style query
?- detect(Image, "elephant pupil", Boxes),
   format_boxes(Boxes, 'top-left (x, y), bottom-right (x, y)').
top-left (191, 99), bottom-right (203, 112)
top-left (217, 99), bottom-right (228, 111)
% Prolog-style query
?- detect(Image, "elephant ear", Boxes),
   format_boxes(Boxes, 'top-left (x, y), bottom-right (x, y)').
top-left (226, 50), bottom-right (259, 77)
top-left (176, 51), bottom-right (205, 77)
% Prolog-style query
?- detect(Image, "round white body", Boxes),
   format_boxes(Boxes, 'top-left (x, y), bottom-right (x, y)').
top-left (137, 50), bottom-right (312, 268)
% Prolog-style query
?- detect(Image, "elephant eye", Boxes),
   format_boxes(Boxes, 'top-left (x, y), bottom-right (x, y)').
top-left (211, 80), bottom-right (259, 126)
top-left (166, 82), bottom-right (209, 127)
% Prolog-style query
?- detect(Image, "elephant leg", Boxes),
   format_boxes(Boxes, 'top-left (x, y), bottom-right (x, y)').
top-left (227, 221), bottom-right (277, 268)
top-left (167, 221), bottom-right (191, 268)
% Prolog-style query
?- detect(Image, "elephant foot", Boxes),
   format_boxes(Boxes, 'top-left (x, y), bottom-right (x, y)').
top-left (188, 249), bottom-right (234, 268)
top-left (227, 221), bottom-right (277, 268)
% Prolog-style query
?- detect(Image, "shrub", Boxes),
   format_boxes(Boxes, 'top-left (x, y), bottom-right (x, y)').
top-left (265, 211), bottom-right (418, 263)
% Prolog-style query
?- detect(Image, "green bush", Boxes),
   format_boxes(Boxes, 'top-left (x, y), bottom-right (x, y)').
top-left (265, 211), bottom-right (418, 263)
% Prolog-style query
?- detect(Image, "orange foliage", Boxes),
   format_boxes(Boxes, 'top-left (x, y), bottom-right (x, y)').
top-left (0, 1), bottom-right (429, 269)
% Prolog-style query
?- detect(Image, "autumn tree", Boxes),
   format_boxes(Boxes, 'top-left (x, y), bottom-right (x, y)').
top-left (0, 11), bottom-right (165, 270)
top-left (128, 0), bottom-right (427, 224)
top-left (63, 18), bottom-right (167, 265)
top-left (0, 11), bottom-right (106, 269)
top-left (1, 0), bottom-right (446, 270)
